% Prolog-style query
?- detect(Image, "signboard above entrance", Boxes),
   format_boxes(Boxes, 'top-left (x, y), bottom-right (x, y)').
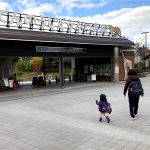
top-left (0, 10), bottom-right (122, 38)
top-left (36, 46), bottom-right (86, 53)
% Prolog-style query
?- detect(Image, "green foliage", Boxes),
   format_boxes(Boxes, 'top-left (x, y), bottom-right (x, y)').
top-left (64, 58), bottom-right (71, 68)
top-left (44, 57), bottom-right (71, 72)
top-left (44, 58), bottom-right (59, 72)
top-left (64, 68), bottom-right (71, 76)
top-left (32, 57), bottom-right (43, 72)
top-left (16, 71), bottom-right (23, 76)
top-left (15, 59), bottom-right (33, 72)
top-left (13, 57), bottom-right (72, 81)
top-left (136, 61), bottom-right (145, 73)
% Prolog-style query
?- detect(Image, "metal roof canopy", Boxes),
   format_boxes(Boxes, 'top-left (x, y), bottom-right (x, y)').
top-left (0, 28), bottom-right (134, 46)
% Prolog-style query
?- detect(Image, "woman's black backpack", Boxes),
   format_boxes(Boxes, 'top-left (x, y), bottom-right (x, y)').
top-left (129, 81), bottom-right (144, 96)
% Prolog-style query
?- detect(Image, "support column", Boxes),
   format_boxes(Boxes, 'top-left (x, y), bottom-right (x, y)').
top-left (113, 47), bottom-right (119, 82)
top-left (0, 58), bottom-right (12, 79)
top-left (59, 57), bottom-right (64, 87)
top-left (70, 57), bottom-right (75, 82)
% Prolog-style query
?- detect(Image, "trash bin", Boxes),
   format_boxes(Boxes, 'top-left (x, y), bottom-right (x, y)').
top-left (13, 81), bottom-right (17, 89)
top-left (32, 77), bottom-right (38, 86)
top-left (3, 78), bottom-right (9, 88)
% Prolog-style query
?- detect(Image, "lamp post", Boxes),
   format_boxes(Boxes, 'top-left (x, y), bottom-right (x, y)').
top-left (141, 32), bottom-right (149, 48)
top-left (141, 32), bottom-right (149, 59)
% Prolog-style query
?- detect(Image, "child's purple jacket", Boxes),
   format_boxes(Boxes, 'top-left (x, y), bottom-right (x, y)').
top-left (96, 100), bottom-right (111, 113)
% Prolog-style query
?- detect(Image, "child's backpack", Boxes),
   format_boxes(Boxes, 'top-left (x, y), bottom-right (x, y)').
top-left (99, 102), bottom-right (112, 114)
top-left (106, 103), bottom-right (112, 114)
top-left (129, 81), bottom-right (144, 96)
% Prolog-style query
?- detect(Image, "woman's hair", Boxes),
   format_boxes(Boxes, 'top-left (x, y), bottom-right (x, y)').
top-left (128, 69), bottom-right (137, 76)
top-left (100, 94), bottom-right (107, 102)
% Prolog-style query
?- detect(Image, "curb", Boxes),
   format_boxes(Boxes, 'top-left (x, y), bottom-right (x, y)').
top-left (0, 82), bottom-right (121, 102)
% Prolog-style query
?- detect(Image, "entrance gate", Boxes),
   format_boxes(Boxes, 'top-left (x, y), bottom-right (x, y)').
top-left (0, 10), bottom-right (134, 87)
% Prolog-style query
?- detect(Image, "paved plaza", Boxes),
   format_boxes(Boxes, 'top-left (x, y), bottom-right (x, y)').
top-left (0, 76), bottom-right (150, 150)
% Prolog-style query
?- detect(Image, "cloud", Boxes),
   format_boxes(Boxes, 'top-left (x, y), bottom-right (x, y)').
top-left (0, 0), bottom-right (149, 47)
top-left (0, 1), bottom-right (11, 10)
top-left (14, 0), bottom-right (149, 47)
top-left (72, 0), bottom-right (114, 9)
top-left (97, 0), bottom-right (114, 7)
top-left (15, 0), bottom-right (114, 16)
top-left (16, 0), bottom-right (37, 8)
top-left (64, 6), bottom-right (150, 47)
top-left (55, 0), bottom-right (114, 14)
top-left (21, 3), bottom-right (57, 16)
top-left (107, 6), bottom-right (150, 47)
top-left (56, 0), bottom-right (79, 15)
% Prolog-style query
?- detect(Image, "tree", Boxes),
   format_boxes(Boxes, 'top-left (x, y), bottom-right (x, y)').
top-left (32, 57), bottom-right (43, 73)
top-left (15, 59), bottom-right (33, 72)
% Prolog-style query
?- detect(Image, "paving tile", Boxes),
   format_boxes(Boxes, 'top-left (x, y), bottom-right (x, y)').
top-left (0, 77), bottom-right (150, 150)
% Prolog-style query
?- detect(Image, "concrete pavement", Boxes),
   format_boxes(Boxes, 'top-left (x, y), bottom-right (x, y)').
top-left (0, 76), bottom-right (150, 150)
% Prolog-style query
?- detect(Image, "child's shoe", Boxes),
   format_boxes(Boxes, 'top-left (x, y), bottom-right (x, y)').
top-left (106, 116), bottom-right (110, 123)
top-left (99, 117), bottom-right (102, 122)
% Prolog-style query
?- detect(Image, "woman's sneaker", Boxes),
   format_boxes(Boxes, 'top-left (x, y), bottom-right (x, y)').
top-left (130, 117), bottom-right (135, 121)
top-left (134, 114), bottom-right (138, 117)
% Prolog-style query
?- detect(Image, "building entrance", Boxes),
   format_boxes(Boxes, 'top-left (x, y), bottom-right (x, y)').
top-left (0, 10), bottom-right (134, 88)
top-left (75, 57), bottom-right (112, 82)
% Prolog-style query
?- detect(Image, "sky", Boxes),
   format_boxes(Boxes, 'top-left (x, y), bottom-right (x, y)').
top-left (0, 0), bottom-right (150, 48)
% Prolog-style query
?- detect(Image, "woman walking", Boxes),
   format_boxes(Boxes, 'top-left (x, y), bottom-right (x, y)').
top-left (123, 69), bottom-right (144, 120)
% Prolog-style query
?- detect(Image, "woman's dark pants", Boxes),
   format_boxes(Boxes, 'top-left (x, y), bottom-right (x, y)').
top-left (128, 93), bottom-right (139, 118)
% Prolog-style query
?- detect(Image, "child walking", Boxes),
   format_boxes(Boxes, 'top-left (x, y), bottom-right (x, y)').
top-left (96, 94), bottom-right (112, 123)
